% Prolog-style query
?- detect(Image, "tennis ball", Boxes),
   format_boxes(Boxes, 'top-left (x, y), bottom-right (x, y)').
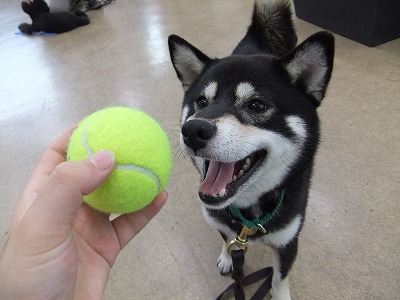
top-left (67, 106), bottom-right (172, 214)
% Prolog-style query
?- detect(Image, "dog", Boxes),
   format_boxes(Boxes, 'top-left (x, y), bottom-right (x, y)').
top-left (18, 0), bottom-right (89, 35)
top-left (168, 0), bottom-right (334, 298)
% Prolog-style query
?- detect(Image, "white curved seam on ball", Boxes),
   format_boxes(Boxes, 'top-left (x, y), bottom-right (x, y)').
top-left (82, 123), bottom-right (94, 156)
top-left (82, 123), bottom-right (161, 191)
top-left (116, 164), bottom-right (161, 191)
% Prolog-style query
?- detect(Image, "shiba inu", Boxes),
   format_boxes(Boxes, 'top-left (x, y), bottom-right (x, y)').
top-left (168, 0), bottom-right (334, 298)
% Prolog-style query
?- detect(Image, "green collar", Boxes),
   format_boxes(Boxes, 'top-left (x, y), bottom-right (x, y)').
top-left (229, 190), bottom-right (285, 230)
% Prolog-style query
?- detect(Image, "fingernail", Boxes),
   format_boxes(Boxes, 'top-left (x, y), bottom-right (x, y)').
top-left (90, 150), bottom-right (115, 171)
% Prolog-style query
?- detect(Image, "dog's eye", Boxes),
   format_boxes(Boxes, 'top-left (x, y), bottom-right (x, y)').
top-left (247, 99), bottom-right (267, 113)
top-left (196, 96), bottom-right (209, 109)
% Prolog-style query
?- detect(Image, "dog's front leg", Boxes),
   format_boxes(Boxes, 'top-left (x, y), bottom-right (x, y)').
top-left (217, 242), bottom-right (233, 275)
top-left (216, 231), bottom-right (235, 275)
top-left (270, 237), bottom-right (299, 300)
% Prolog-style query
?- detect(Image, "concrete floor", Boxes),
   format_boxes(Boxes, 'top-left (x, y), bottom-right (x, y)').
top-left (1, 0), bottom-right (399, 299)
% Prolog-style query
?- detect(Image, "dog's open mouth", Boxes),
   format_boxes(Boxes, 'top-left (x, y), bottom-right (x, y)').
top-left (198, 151), bottom-right (266, 206)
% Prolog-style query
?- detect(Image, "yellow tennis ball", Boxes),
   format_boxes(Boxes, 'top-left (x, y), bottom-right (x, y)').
top-left (67, 106), bottom-right (172, 214)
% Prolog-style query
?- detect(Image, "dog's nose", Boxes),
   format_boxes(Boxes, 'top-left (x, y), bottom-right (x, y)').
top-left (181, 119), bottom-right (215, 153)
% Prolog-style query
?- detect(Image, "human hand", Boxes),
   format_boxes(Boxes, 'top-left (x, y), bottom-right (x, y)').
top-left (0, 125), bottom-right (168, 299)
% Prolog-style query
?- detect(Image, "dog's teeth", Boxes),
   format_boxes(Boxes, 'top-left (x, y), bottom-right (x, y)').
top-left (238, 170), bottom-right (244, 178)
top-left (232, 175), bottom-right (237, 182)
top-left (218, 189), bottom-right (226, 197)
top-left (242, 158), bottom-right (252, 171)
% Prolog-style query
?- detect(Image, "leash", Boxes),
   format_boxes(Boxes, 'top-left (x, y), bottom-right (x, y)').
top-left (216, 250), bottom-right (273, 300)
top-left (216, 190), bottom-right (285, 300)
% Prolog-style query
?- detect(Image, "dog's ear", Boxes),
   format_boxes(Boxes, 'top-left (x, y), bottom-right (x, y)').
top-left (168, 35), bottom-right (212, 91)
top-left (281, 31), bottom-right (334, 106)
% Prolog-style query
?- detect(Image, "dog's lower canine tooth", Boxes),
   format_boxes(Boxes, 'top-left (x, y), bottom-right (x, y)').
top-left (218, 189), bottom-right (226, 197)
top-left (238, 170), bottom-right (244, 178)
top-left (232, 175), bottom-right (237, 182)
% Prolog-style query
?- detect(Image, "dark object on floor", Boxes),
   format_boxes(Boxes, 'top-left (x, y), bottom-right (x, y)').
top-left (293, 0), bottom-right (400, 47)
top-left (18, 0), bottom-right (90, 35)
top-left (84, 0), bottom-right (103, 10)
top-left (84, 0), bottom-right (116, 11)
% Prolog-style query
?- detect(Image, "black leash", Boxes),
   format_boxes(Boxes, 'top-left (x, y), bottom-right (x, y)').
top-left (216, 191), bottom-right (284, 299)
top-left (216, 249), bottom-right (273, 300)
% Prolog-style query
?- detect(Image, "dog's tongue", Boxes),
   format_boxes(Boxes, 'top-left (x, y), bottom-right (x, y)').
top-left (200, 161), bottom-right (235, 195)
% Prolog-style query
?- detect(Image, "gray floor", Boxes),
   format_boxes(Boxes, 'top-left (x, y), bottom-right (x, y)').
top-left (1, 0), bottom-right (399, 299)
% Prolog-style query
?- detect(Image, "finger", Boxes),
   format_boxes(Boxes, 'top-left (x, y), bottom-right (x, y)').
top-left (111, 190), bottom-right (168, 250)
top-left (30, 123), bottom-right (78, 190)
top-left (9, 124), bottom-right (77, 232)
top-left (20, 150), bottom-right (115, 240)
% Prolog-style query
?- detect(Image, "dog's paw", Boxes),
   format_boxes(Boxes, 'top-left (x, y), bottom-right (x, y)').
top-left (18, 23), bottom-right (33, 34)
top-left (217, 251), bottom-right (232, 275)
top-left (271, 277), bottom-right (291, 300)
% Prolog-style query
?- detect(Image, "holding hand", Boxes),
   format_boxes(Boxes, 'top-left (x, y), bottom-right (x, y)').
top-left (0, 125), bottom-right (167, 299)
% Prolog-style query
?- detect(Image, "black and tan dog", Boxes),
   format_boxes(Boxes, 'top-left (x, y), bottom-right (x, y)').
top-left (18, 0), bottom-right (89, 35)
top-left (168, 0), bottom-right (334, 298)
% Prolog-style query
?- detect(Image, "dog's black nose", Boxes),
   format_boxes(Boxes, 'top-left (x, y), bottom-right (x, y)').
top-left (181, 119), bottom-right (215, 153)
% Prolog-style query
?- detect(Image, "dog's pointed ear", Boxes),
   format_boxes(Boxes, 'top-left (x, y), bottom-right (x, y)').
top-left (168, 35), bottom-right (212, 91)
top-left (281, 31), bottom-right (334, 106)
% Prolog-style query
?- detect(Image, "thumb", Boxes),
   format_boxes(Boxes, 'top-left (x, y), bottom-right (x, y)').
top-left (21, 150), bottom-right (115, 236)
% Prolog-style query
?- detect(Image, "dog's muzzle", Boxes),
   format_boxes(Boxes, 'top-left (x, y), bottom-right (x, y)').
top-left (181, 119), bottom-right (267, 207)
